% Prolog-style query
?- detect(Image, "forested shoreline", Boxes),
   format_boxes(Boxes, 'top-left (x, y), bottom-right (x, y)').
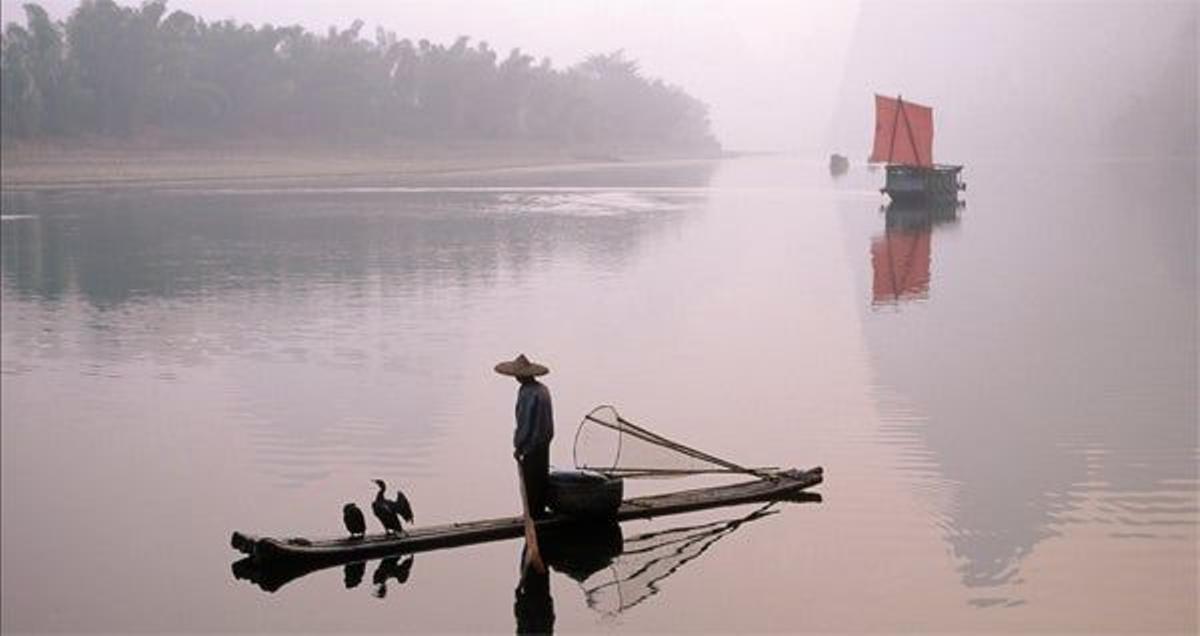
top-left (1, 1), bottom-right (720, 151)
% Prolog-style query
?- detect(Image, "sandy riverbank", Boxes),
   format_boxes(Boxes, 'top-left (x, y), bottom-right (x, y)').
top-left (0, 139), bottom-right (726, 191)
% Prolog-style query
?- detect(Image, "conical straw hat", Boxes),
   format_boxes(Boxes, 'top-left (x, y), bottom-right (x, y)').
top-left (494, 354), bottom-right (549, 377)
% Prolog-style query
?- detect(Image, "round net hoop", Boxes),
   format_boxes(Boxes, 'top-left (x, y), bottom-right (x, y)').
top-left (573, 404), bottom-right (775, 479)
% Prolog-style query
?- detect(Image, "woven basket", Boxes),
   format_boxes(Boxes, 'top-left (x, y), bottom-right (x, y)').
top-left (548, 469), bottom-right (623, 518)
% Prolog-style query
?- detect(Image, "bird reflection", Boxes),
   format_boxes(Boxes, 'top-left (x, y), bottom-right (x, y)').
top-left (372, 555), bottom-right (415, 599)
top-left (343, 561), bottom-right (366, 589)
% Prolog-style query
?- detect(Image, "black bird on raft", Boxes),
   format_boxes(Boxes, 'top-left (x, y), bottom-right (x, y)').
top-left (343, 503), bottom-right (367, 538)
top-left (392, 488), bottom-right (414, 524)
top-left (372, 479), bottom-right (405, 534)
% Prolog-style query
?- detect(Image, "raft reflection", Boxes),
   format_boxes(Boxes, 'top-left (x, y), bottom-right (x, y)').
top-left (517, 498), bottom-right (820, 631)
top-left (544, 499), bottom-right (801, 617)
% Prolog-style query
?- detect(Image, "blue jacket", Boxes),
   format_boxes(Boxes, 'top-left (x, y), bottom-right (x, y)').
top-left (513, 381), bottom-right (554, 457)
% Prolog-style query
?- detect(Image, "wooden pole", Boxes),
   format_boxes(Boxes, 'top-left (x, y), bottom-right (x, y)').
top-left (898, 97), bottom-right (924, 167)
top-left (517, 461), bottom-right (546, 574)
top-left (886, 95), bottom-right (903, 163)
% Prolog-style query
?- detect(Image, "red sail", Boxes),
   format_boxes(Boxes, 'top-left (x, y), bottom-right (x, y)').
top-left (869, 95), bottom-right (934, 167)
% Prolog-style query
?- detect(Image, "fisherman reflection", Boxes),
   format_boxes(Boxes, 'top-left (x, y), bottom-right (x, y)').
top-left (514, 545), bottom-right (554, 635)
top-left (371, 555), bottom-right (415, 599)
top-left (343, 561), bottom-right (366, 589)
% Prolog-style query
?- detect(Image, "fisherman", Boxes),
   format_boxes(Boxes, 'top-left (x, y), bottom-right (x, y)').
top-left (495, 354), bottom-right (554, 518)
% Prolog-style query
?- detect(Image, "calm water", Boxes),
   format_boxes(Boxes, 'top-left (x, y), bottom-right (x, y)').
top-left (1, 157), bottom-right (1196, 633)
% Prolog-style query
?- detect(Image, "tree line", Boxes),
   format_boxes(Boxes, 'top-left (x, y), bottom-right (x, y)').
top-left (1, 1), bottom-right (719, 150)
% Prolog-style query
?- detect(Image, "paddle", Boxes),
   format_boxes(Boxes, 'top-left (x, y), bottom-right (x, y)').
top-left (516, 460), bottom-right (546, 574)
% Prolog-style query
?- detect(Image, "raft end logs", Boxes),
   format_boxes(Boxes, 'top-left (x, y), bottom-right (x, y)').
top-left (231, 531), bottom-right (259, 555)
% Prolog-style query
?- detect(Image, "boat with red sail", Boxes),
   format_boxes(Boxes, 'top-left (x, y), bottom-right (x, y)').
top-left (870, 94), bottom-right (965, 204)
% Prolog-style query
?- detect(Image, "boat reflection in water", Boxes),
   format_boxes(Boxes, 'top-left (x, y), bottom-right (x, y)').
top-left (233, 493), bottom-right (819, 630)
top-left (543, 497), bottom-right (815, 618)
top-left (232, 552), bottom-right (417, 596)
top-left (870, 200), bottom-right (962, 306)
top-left (522, 496), bottom-right (820, 631)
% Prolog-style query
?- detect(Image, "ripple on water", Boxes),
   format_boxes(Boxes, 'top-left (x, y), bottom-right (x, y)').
top-left (241, 416), bottom-right (441, 488)
top-left (492, 190), bottom-right (696, 218)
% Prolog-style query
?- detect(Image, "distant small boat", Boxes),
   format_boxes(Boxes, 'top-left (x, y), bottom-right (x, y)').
top-left (829, 153), bottom-right (849, 176)
top-left (870, 94), bottom-right (965, 204)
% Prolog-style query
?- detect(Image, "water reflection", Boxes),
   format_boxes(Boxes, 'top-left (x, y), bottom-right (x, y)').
top-left (343, 561), bottom-right (366, 589)
top-left (1, 170), bottom-right (718, 488)
top-left (552, 499), bottom-right (799, 617)
top-left (371, 555), bottom-right (415, 598)
top-left (532, 497), bottom-right (820, 627)
top-left (1, 184), bottom-right (715, 310)
top-left (870, 200), bottom-right (961, 306)
top-left (854, 161), bottom-right (1198, 608)
top-left (516, 544), bottom-right (559, 634)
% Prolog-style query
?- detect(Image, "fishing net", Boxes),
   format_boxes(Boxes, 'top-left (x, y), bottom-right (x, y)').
top-left (573, 405), bottom-right (773, 478)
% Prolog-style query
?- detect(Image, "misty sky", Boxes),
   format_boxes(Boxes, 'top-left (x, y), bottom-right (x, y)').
top-left (1, 0), bottom-right (1195, 157)
top-left (0, 0), bottom-right (860, 150)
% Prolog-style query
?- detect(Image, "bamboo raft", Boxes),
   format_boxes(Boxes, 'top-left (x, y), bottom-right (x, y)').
top-left (232, 467), bottom-right (822, 570)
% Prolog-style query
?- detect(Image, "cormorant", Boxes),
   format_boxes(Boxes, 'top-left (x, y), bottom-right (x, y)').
top-left (343, 502), bottom-right (366, 538)
top-left (372, 479), bottom-right (404, 534)
top-left (392, 488), bottom-right (414, 524)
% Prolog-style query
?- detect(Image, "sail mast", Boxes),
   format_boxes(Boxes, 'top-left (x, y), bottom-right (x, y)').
top-left (898, 97), bottom-right (924, 166)
top-left (886, 95), bottom-right (903, 163)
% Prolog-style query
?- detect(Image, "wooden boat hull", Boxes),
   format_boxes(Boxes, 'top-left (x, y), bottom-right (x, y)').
top-left (882, 164), bottom-right (964, 203)
top-left (231, 467), bottom-right (822, 569)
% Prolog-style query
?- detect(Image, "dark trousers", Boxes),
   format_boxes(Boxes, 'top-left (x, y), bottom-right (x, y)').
top-left (520, 443), bottom-right (550, 516)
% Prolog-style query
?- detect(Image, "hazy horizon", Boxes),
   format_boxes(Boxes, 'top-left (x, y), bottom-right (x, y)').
top-left (1, 0), bottom-right (1195, 158)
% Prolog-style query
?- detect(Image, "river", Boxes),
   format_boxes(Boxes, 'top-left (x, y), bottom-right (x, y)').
top-left (1, 156), bottom-right (1195, 632)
